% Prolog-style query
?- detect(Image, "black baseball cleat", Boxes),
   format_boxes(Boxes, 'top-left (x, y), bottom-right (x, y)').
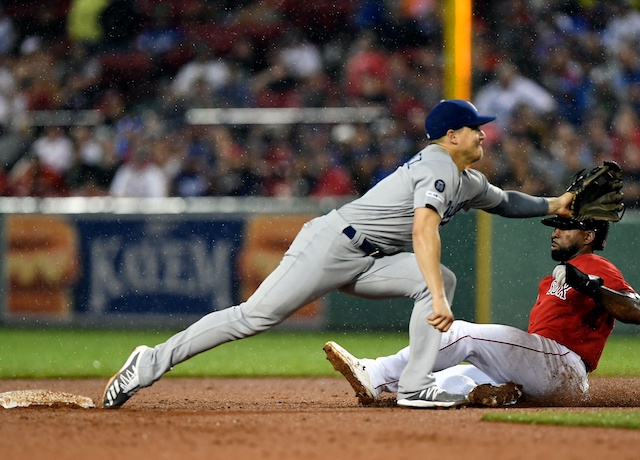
top-left (102, 345), bottom-right (150, 409)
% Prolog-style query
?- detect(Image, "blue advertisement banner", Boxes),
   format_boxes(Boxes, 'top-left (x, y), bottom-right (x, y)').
top-left (74, 216), bottom-right (244, 318)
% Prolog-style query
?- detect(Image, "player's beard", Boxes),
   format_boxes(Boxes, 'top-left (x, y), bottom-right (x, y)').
top-left (551, 242), bottom-right (581, 262)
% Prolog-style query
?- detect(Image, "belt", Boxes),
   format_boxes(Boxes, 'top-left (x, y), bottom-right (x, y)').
top-left (342, 226), bottom-right (385, 258)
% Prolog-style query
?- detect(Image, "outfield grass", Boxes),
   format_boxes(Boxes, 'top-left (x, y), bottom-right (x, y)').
top-left (0, 328), bottom-right (410, 379)
top-left (591, 335), bottom-right (640, 377)
top-left (0, 328), bottom-right (638, 379)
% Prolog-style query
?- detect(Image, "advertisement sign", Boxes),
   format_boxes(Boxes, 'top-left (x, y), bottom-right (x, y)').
top-left (2, 211), bottom-right (325, 328)
top-left (237, 214), bottom-right (323, 324)
top-left (5, 215), bottom-right (80, 318)
top-left (74, 216), bottom-right (243, 319)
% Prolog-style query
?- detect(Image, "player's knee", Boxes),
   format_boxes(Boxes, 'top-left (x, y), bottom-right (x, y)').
top-left (441, 265), bottom-right (457, 299)
top-left (441, 265), bottom-right (457, 287)
top-left (245, 312), bottom-right (282, 332)
top-left (236, 303), bottom-right (285, 334)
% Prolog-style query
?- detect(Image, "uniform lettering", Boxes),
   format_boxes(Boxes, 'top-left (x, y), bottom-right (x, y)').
top-left (441, 200), bottom-right (469, 226)
top-left (546, 280), bottom-right (570, 300)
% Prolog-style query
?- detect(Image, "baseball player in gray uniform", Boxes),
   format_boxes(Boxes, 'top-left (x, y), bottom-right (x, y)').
top-left (103, 99), bottom-right (575, 409)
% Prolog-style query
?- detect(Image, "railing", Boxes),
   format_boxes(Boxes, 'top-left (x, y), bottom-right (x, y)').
top-left (23, 107), bottom-right (387, 127)
top-left (0, 196), bottom-right (350, 215)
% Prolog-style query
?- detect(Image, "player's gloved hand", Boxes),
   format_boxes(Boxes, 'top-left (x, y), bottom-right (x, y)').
top-left (552, 263), bottom-right (567, 286)
top-left (556, 262), bottom-right (604, 302)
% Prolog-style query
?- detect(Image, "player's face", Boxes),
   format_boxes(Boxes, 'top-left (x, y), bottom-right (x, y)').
top-left (550, 227), bottom-right (587, 261)
top-left (456, 126), bottom-right (486, 163)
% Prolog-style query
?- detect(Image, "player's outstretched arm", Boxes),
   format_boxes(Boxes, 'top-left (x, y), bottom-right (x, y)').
top-left (487, 191), bottom-right (573, 219)
top-left (557, 263), bottom-right (640, 325)
top-left (600, 288), bottom-right (640, 324)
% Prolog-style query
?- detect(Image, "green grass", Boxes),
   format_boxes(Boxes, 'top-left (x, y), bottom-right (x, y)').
top-left (0, 328), bottom-right (638, 380)
top-left (591, 335), bottom-right (640, 377)
top-left (483, 411), bottom-right (640, 430)
top-left (0, 328), bottom-right (410, 379)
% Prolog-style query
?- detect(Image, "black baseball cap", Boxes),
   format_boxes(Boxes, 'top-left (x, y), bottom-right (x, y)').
top-left (425, 99), bottom-right (496, 140)
top-left (541, 216), bottom-right (609, 250)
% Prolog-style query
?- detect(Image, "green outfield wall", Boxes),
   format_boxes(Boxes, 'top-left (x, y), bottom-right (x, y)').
top-left (490, 212), bottom-right (640, 334)
top-left (329, 209), bottom-right (640, 335)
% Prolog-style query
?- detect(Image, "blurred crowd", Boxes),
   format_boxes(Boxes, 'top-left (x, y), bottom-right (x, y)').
top-left (1, 0), bottom-right (640, 207)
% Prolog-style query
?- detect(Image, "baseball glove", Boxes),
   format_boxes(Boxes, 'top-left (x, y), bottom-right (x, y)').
top-left (566, 160), bottom-right (624, 222)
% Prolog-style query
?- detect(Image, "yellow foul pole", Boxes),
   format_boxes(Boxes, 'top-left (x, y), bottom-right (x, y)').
top-left (443, 0), bottom-right (472, 100)
top-left (443, 0), bottom-right (492, 323)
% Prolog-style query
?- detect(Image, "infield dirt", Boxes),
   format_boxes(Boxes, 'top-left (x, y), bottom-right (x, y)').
top-left (1, 377), bottom-right (639, 460)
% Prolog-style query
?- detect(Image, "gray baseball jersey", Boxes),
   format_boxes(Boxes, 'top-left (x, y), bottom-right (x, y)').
top-left (338, 145), bottom-right (505, 252)
top-left (132, 144), bottom-right (512, 401)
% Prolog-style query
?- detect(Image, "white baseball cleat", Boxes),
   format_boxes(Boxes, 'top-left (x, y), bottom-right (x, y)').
top-left (323, 341), bottom-right (379, 405)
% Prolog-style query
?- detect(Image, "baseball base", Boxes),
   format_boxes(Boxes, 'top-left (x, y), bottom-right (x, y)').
top-left (0, 389), bottom-right (95, 409)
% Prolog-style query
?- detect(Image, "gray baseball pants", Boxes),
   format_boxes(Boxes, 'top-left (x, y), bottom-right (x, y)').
top-left (136, 210), bottom-right (456, 399)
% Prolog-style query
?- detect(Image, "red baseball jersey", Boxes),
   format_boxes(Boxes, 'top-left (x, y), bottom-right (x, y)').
top-left (528, 253), bottom-right (633, 372)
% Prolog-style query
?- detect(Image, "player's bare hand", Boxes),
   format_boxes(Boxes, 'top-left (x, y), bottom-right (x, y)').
top-left (549, 192), bottom-right (575, 219)
top-left (427, 298), bottom-right (454, 332)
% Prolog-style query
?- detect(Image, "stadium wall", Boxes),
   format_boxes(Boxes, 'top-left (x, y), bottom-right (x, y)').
top-left (0, 197), bottom-right (637, 335)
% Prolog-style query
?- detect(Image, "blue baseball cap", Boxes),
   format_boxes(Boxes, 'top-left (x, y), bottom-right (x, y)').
top-left (425, 100), bottom-right (496, 140)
